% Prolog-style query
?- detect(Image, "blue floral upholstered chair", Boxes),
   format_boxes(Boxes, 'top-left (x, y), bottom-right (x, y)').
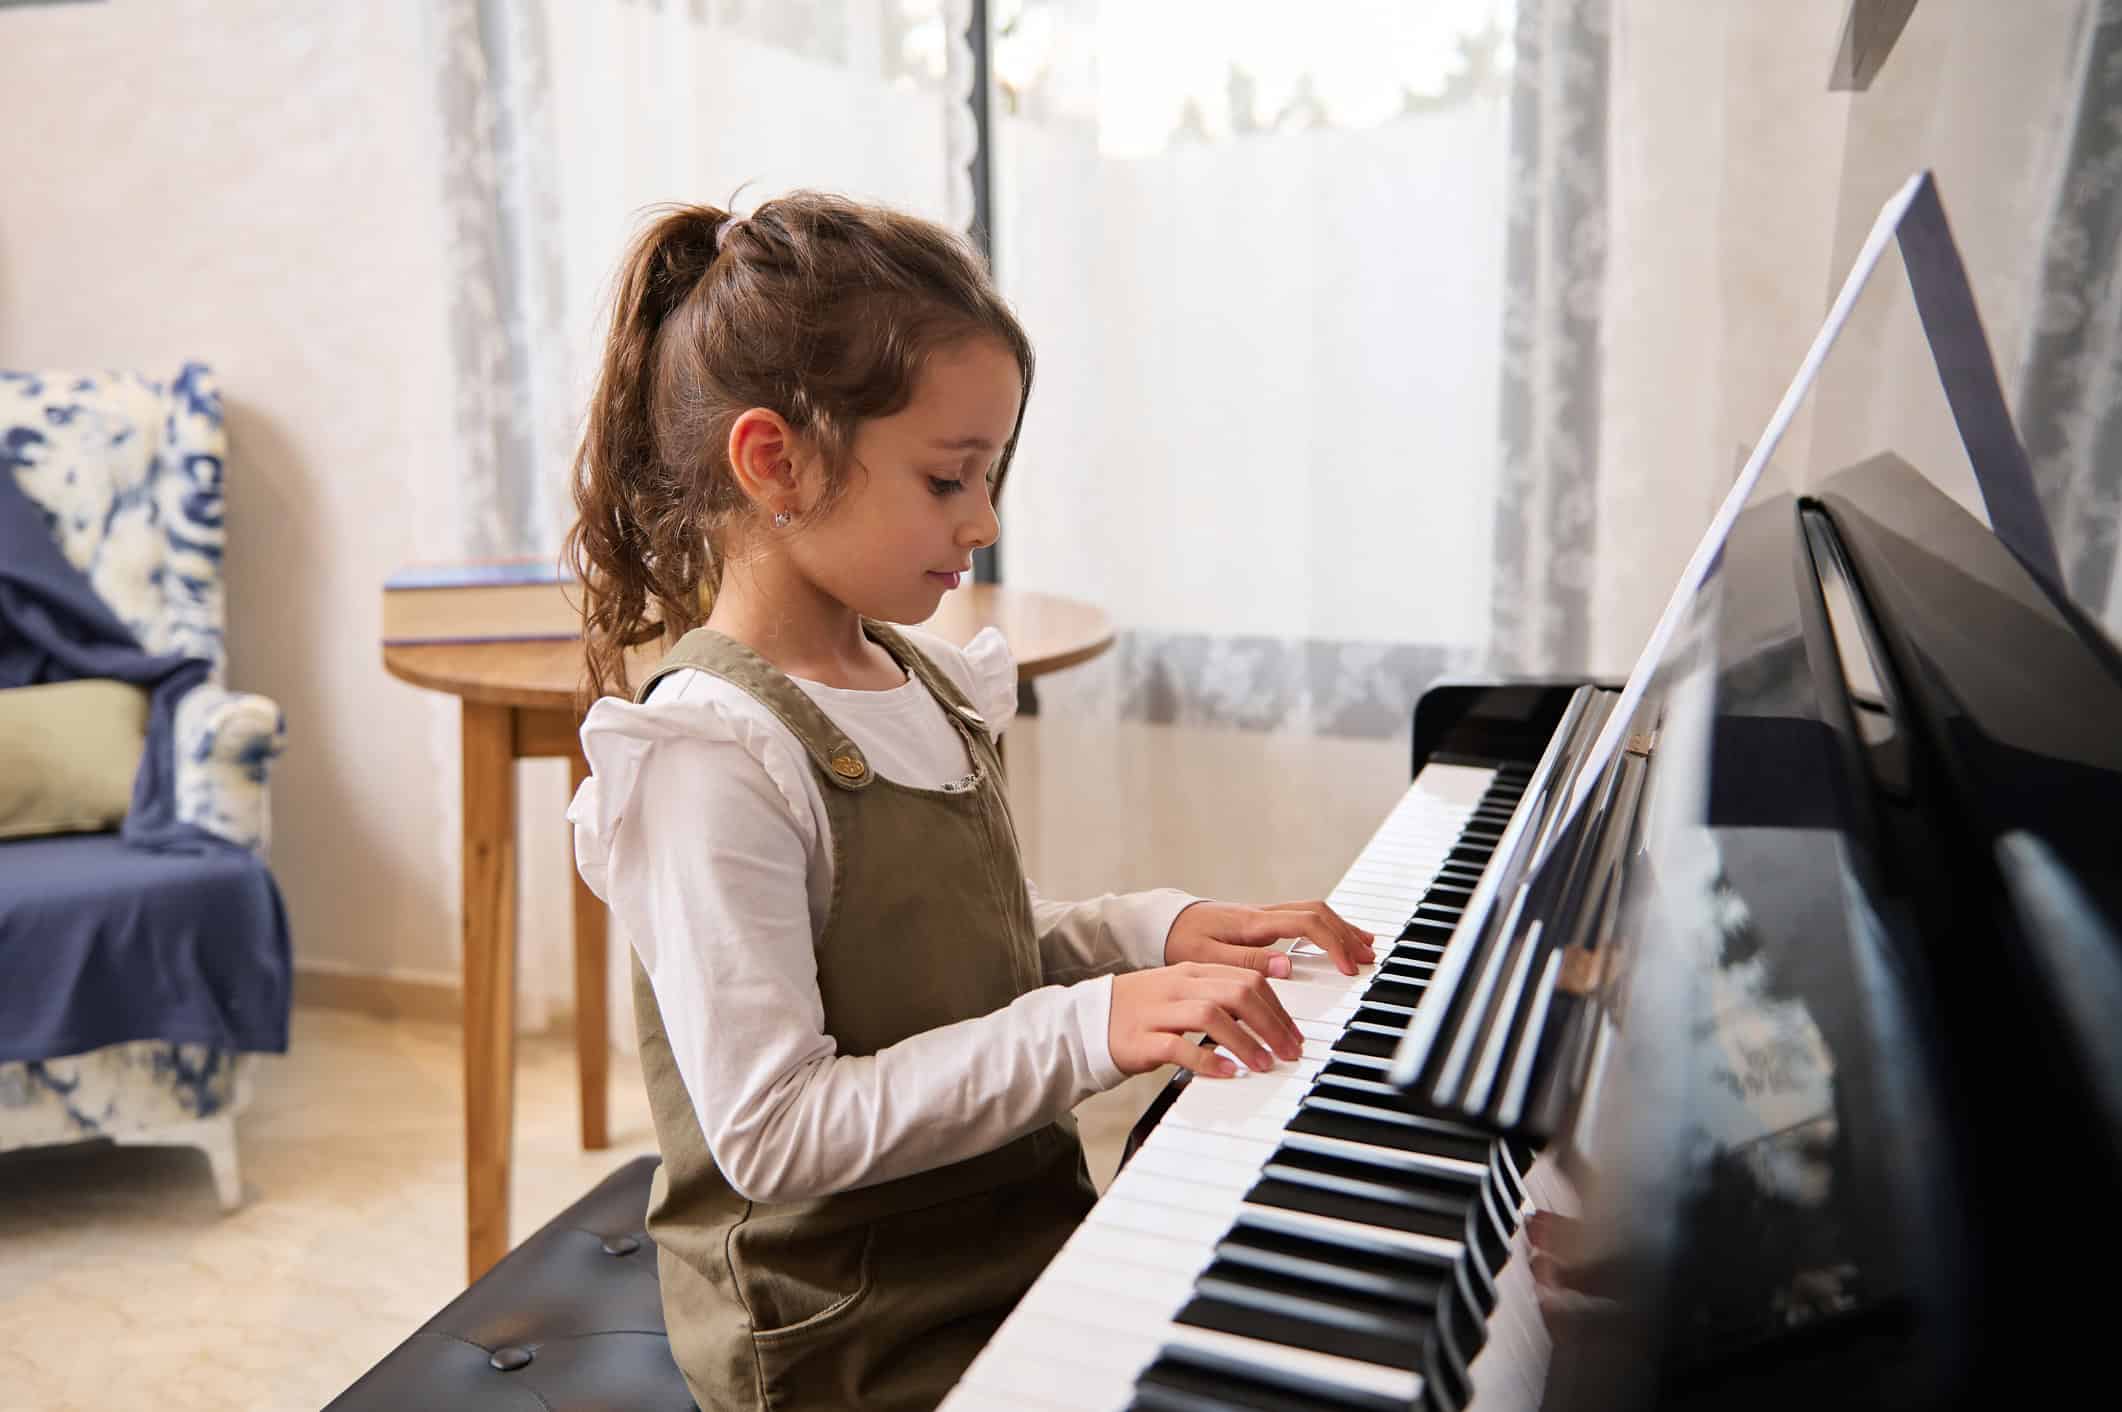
top-left (0, 364), bottom-right (290, 1211)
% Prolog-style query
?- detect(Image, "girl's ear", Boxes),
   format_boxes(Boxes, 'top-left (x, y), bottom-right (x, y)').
top-left (726, 407), bottom-right (799, 511)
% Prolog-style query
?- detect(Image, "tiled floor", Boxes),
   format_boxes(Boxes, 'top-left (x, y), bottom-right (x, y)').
top-left (0, 714), bottom-right (1408, 1411)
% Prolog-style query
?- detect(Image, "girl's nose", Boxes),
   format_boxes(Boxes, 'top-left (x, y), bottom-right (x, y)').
top-left (961, 492), bottom-right (1000, 550)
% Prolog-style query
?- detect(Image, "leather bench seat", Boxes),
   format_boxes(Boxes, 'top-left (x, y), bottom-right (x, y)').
top-left (326, 1156), bottom-right (697, 1411)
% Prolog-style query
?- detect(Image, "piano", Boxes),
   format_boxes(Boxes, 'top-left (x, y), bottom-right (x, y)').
top-left (938, 221), bottom-right (2122, 1411)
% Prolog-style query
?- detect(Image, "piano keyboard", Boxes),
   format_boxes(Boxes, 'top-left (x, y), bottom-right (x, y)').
top-left (942, 759), bottom-right (1541, 1412)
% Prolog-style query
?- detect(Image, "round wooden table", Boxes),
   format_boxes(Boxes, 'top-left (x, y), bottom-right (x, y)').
top-left (382, 584), bottom-right (1113, 1281)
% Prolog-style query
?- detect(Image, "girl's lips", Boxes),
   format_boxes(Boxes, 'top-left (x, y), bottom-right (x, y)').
top-left (927, 571), bottom-right (961, 588)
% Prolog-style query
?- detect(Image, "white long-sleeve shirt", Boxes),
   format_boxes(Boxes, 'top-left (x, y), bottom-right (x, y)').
top-left (567, 625), bottom-right (1196, 1203)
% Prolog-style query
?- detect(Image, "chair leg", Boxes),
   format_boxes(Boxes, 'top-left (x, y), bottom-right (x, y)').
top-left (109, 1112), bottom-right (245, 1212)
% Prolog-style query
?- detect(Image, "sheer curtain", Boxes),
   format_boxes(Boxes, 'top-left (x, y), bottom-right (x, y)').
top-left (2019, 0), bottom-right (2122, 626)
top-left (986, 1), bottom-right (1533, 908)
top-left (420, 0), bottom-right (975, 1032)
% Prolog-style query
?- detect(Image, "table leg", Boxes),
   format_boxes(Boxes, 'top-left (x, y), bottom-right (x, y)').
top-left (569, 746), bottom-right (610, 1150)
top-left (461, 701), bottom-right (517, 1282)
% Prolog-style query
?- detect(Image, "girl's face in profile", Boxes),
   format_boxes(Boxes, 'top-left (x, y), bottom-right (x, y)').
top-left (794, 335), bottom-right (1022, 625)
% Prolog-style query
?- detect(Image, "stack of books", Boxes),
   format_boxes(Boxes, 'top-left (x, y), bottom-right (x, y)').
top-left (382, 557), bottom-right (580, 645)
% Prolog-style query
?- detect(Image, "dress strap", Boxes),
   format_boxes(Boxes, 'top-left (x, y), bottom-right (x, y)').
top-left (636, 627), bottom-right (878, 791)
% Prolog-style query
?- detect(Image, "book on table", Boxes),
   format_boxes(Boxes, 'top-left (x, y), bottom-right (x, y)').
top-left (382, 557), bottom-right (580, 645)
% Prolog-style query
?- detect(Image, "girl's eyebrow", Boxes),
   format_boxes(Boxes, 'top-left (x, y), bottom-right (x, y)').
top-left (930, 435), bottom-right (998, 451)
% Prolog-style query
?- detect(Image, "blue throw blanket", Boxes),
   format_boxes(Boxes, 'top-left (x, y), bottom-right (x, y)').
top-left (0, 465), bottom-right (290, 1063)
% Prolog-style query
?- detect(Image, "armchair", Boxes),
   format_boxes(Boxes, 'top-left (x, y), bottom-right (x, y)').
top-left (0, 364), bottom-right (290, 1210)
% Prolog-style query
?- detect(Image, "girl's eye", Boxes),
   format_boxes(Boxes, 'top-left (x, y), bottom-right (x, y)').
top-left (928, 476), bottom-right (963, 496)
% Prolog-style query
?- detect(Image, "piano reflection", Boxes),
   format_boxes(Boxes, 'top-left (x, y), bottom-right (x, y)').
top-left (939, 173), bottom-right (2122, 1412)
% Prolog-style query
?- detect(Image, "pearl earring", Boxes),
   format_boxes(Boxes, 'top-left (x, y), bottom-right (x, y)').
top-left (772, 510), bottom-right (791, 529)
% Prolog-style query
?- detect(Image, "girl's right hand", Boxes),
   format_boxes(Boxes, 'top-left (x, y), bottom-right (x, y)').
top-left (1107, 963), bottom-right (1306, 1079)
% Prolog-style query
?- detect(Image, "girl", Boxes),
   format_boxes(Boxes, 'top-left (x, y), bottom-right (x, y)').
top-left (564, 191), bottom-right (1375, 1411)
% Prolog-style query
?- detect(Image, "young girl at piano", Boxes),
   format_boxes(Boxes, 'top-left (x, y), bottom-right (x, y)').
top-left (563, 191), bottom-right (1375, 1412)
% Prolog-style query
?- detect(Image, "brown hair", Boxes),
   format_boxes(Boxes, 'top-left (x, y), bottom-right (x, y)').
top-left (562, 191), bottom-right (1034, 704)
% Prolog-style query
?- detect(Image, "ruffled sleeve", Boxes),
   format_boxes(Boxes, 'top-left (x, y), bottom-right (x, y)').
top-left (567, 675), bottom-right (821, 909)
top-left (958, 625), bottom-right (1018, 734)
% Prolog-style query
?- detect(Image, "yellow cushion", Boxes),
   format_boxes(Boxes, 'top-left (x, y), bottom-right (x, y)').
top-left (0, 679), bottom-right (150, 840)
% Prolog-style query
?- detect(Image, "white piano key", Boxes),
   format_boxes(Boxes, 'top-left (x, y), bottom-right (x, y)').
top-left (1123, 1140), bottom-right (1260, 1194)
top-left (1032, 1249), bottom-right (1200, 1308)
top-left (941, 1382), bottom-right (1091, 1412)
top-left (1163, 1069), bottom-right (1310, 1131)
top-left (1141, 1120), bottom-right (1278, 1168)
top-left (976, 1315), bottom-right (1166, 1397)
top-left (1104, 1166), bottom-right (1245, 1218)
top-left (1055, 1215), bottom-right (1215, 1280)
top-left (1263, 976), bottom-right (1364, 1020)
top-left (1411, 762), bottom-right (1500, 804)
top-left (1086, 1191), bottom-right (1240, 1246)
top-left (1014, 1274), bottom-right (1188, 1335)
top-left (954, 1349), bottom-right (1134, 1412)
top-left (1161, 1324), bottom-right (1423, 1406)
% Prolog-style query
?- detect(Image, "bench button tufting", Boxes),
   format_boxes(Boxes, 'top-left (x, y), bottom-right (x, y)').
top-left (602, 1234), bottom-right (641, 1256)
top-left (489, 1347), bottom-right (533, 1372)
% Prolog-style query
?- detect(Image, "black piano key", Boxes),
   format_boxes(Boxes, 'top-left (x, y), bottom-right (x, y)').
top-left (1319, 1060), bottom-right (1411, 1088)
top-left (1423, 882), bottom-right (1476, 905)
top-left (1132, 1356), bottom-right (1385, 1412)
top-left (1445, 845), bottom-right (1491, 868)
top-left (1311, 1070), bottom-right (1410, 1104)
top-left (1488, 1145), bottom-right (1527, 1226)
top-left (1355, 996), bottom-right (1418, 1020)
top-left (1263, 1149), bottom-right (1477, 1219)
top-left (1330, 1027), bottom-right (1399, 1060)
top-left (1196, 1260), bottom-right (1436, 1352)
top-left (1176, 1292), bottom-right (1424, 1376)
top-left (1348, 1006), bottom-right (1410, 1034)
top-left (1216, 1225), bottom-right (1448, 1307)
top-left (1410, 903), bottom-right (1463, 926)
top-left (1286, 1106), bottom-right (1494, 1166)
top-left (1440, 1257), bottom-right (1489, 1375)
top-left (1246, 1177), bottom-right (1468, 1243)
top-left (1472, 1175), bottom-right (1514, 1268)
top-left (1362, 979), bottom-right (1426, 1009)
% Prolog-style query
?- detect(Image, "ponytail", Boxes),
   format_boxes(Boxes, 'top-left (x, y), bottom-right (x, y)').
top-left (563, 205), bottom-right (729, 706)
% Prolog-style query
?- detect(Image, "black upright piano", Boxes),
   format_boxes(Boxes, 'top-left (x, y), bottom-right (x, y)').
top-left (941, 220), bottom-right (2122, 1412)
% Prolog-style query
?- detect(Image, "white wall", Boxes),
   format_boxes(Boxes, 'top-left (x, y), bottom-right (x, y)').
top-left (0, 0), bottom-right (490, 1007)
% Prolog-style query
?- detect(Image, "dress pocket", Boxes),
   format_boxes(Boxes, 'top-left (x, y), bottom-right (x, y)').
top-left (746, 1222), bottom-right (875, 1411)
top-left (738, 1218), bottom-right (874, 1341)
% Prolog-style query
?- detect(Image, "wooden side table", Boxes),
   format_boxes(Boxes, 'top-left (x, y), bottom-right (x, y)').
top-left (381, 585), bottom-right (1114, 1282)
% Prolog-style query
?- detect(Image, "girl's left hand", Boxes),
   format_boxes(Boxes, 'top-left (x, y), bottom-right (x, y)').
top-left (1163, 899), bottom-right (1377, 978)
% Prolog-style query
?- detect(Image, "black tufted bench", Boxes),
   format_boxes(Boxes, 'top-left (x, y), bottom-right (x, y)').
top-left (326, 1156), bottom-right (698, 1412)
